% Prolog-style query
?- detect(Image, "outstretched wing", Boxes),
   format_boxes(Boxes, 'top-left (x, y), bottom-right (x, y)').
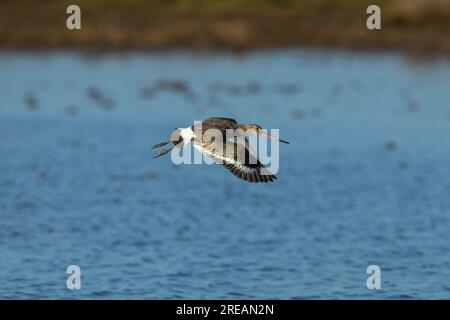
top-left (192, 135), bottom-right (276, 183)
top-left (205, 117), bottom-right (237, 124)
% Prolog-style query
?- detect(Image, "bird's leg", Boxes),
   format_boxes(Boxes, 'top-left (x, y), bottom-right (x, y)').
top-left (151, 141), bottom-right (170, 149)
top-left (153, 146), bottom-right (174, 158)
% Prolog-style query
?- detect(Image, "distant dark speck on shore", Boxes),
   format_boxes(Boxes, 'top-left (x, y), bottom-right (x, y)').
top-left (86, 86), bottom-right (115, 110)
top-left (385, 141), bottom-right (397, 151)
top-left (24, 93), bottom-right (38, 110)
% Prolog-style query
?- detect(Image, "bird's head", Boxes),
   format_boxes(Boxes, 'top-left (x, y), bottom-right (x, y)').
top-left (240, 124), bottom-right (289, 144)
top-left (240, 124), bottom-right (262, 136)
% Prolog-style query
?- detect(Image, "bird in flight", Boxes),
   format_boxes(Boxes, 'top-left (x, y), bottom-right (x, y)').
top-left (152, 117), bottom-right (289, 183)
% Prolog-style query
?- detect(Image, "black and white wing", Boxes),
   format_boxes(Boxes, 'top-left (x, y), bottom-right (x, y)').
top-left (192, 135), bottom-right (276, 183)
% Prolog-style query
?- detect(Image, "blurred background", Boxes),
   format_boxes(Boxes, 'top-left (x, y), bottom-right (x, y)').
top-left (1, 0), bottom-right (450, 299)
top-left (1, 0), bottom-right (450, 52)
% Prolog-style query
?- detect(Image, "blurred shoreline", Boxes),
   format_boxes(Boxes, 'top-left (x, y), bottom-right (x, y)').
top-left (1, 0), bottom-right (450, 55)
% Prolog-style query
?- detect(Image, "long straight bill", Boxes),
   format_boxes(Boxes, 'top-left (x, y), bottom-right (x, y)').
top-left (260, 132), bottom-right (289, 144)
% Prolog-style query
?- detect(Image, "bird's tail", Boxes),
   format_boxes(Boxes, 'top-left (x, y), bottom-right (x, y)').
top-left (152, 128), bottom-right (187, 158)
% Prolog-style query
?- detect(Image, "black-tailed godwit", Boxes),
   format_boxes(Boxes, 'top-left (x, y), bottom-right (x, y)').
top-left (152, 117), bottom-right (288, 183)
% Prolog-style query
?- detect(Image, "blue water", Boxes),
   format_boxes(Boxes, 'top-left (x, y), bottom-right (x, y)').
top-left (1, 50), bottom-right (450, 299)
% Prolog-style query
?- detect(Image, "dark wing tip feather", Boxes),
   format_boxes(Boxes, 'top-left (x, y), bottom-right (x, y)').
top-left (222, 162), bottom-right (277, 183)
top-left (202, 138), bottom-right (277, 183)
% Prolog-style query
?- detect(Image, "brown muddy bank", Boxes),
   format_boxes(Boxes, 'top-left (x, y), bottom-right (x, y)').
top-left (1, 0), bottom-right (450, 54)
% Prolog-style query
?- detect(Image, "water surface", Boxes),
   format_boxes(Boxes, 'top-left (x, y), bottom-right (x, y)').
top-left (1, 50), bottom-right (450, 299)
